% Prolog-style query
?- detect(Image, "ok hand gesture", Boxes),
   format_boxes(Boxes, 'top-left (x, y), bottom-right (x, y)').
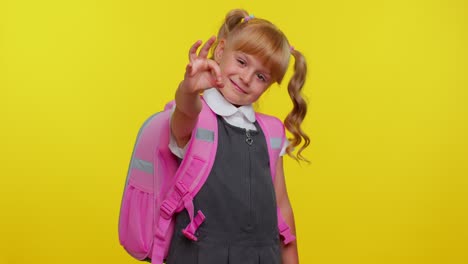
top-left (181, 36), bottom-right (224, 94)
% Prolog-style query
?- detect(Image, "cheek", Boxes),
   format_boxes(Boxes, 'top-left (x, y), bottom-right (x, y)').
top-left (255, 84), bottom-right (269, 95)
top-left (219, 66), bottom-right (231, 79)
top-left (250, 88), bottom-right (268, 101)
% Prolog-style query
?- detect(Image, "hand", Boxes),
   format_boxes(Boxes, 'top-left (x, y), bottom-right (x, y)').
top-left (181, 36), bottom-right (224, 94)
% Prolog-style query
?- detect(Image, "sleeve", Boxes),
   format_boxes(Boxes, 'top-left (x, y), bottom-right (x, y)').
top-left (168, 104), bottom-right (188, 159)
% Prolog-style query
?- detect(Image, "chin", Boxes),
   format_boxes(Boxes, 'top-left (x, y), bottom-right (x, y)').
top-left (219, 89), bottom-right (244, 106)
top-left (225, 96), bottom-right (244, 107)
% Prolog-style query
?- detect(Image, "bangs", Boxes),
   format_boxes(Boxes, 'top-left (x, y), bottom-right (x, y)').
top-left (228, 21), bottom-right (291, 83)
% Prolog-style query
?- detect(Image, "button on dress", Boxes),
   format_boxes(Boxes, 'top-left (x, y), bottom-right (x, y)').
top-left (166, 116), bottom-right (281, 264)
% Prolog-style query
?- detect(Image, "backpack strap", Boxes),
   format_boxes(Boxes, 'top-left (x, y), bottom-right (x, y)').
top-left (151, 98), bottom-right (218, 263)
top-left (256, 113), bottom-right (296, 245)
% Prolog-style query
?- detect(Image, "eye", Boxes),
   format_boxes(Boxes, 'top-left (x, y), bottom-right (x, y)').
top-left (256, 73), bottom-right (267, 82)
top-left (236, 58), bottom-right (246, 66)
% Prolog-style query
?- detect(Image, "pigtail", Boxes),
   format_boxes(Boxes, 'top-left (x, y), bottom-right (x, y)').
top-left (211, 9), bottom-right (249, 55)
top-left (284, 48), bottom-right (310, 162)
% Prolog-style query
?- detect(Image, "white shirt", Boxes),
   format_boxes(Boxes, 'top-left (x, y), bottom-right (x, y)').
top-left (169, 88), bottom-right (288, 158)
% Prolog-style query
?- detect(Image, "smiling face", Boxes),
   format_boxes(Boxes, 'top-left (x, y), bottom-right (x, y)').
top-left (214, 40), bottom-right (274, 106)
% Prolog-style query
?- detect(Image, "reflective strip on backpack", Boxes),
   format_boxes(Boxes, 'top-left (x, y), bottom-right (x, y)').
top-left (270, 137), bottom-right (282, 149)
top-left (132, 158), bottom-right (153, 174)
top-left (196, 128), bottom-right (214, 142)
top-left (123, 112), bottom-right (161, 189)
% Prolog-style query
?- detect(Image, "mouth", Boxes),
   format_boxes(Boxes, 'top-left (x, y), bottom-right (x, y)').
top-left (230, 79), bottom-right (247, 94)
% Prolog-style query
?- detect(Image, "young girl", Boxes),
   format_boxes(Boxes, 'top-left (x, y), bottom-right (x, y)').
top-left (168, 9), bottom-right (309, 264)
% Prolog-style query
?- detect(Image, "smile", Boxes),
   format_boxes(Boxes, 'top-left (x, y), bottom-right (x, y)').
top-left (230, 79), bottom-right (247, 94)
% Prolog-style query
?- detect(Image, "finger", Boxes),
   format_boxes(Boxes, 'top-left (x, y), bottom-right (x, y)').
top-left (198, 36), bottom-right (216, 58)
top-left (206, 60), bottom-right (224, 87)
top-left (185, 62), bottom-right (194, 77)
top-left (186, 60), bottom-right (205, 77)
top-left (188, 40), bottom-right (202, 61)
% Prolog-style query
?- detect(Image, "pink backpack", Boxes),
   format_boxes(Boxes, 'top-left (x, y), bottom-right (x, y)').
top-left (118, 98), bottom-right (295, 264)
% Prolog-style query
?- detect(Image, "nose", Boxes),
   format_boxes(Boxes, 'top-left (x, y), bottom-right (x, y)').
top-left (240, 69), bottom-right (253, 84)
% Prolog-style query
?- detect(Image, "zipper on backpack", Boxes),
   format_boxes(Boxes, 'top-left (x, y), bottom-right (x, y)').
top-left (245, 129), bottom-right (253, 145)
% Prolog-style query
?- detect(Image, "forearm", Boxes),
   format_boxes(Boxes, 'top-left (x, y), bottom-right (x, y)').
top-left (274, 158), bottom-right (299, 263)
top-left (280, 200), bottom-right (299, 264)
top-left (174, 80), bottom-right (202, 118)
top-left (171, 81), bottom-right (202, 147)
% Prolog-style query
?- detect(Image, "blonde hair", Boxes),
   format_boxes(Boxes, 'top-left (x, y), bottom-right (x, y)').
top-left (212, 9), bottom-right (310, 162)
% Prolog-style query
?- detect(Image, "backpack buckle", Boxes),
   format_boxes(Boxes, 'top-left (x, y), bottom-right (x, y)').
top-left (160, 200), bottom-right (177, 220)
top-left (279, 223), bottom-right (290, 233)
top-left (174, 181), bottom-right (189, 198)
top-left (278, 222), bottom-right (296, 244)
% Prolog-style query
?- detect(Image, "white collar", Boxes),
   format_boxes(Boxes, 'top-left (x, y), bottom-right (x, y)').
top-left (203, 88), bottom-right (256, 123)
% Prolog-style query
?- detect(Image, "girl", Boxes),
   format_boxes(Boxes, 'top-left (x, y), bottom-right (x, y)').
top-left (168, 9), bottom-right (309, 264)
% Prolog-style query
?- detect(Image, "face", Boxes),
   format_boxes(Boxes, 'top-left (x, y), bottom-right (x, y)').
top-left (214, 40), bottom-right (274, 106)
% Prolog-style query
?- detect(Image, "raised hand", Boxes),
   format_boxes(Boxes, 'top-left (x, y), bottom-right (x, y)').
top-left (172, 37), bottom-right (225, 146)
top-left (181, 36), bottom-right (224, 94)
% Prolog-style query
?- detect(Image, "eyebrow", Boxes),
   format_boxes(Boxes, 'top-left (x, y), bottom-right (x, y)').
top-left (239, 52), bottom-right (272, 76)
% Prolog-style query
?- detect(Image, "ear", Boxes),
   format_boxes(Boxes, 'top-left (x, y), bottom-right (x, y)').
top-left (214, 39), bottom-right (226, 63)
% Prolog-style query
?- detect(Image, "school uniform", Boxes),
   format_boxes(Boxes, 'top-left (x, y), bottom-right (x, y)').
top-left (166, 88), bottom-right (286, 264)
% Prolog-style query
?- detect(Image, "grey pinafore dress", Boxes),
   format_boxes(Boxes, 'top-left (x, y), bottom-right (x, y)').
top-left (166, 115), bottom-right (281, 264)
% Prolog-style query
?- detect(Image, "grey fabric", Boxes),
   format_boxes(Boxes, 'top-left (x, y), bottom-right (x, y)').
top-left (132, 158), bottom-right (153, 174)
top-left (196, 128), bottom-right (215, 142)
top-left (166, 116), bottom-right (280, 264)
top-left (270, 137), bottom-right (282, 149)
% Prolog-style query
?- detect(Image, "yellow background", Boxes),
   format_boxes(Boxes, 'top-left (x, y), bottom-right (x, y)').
top-left (1, 0), bottom-right (467, 263)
